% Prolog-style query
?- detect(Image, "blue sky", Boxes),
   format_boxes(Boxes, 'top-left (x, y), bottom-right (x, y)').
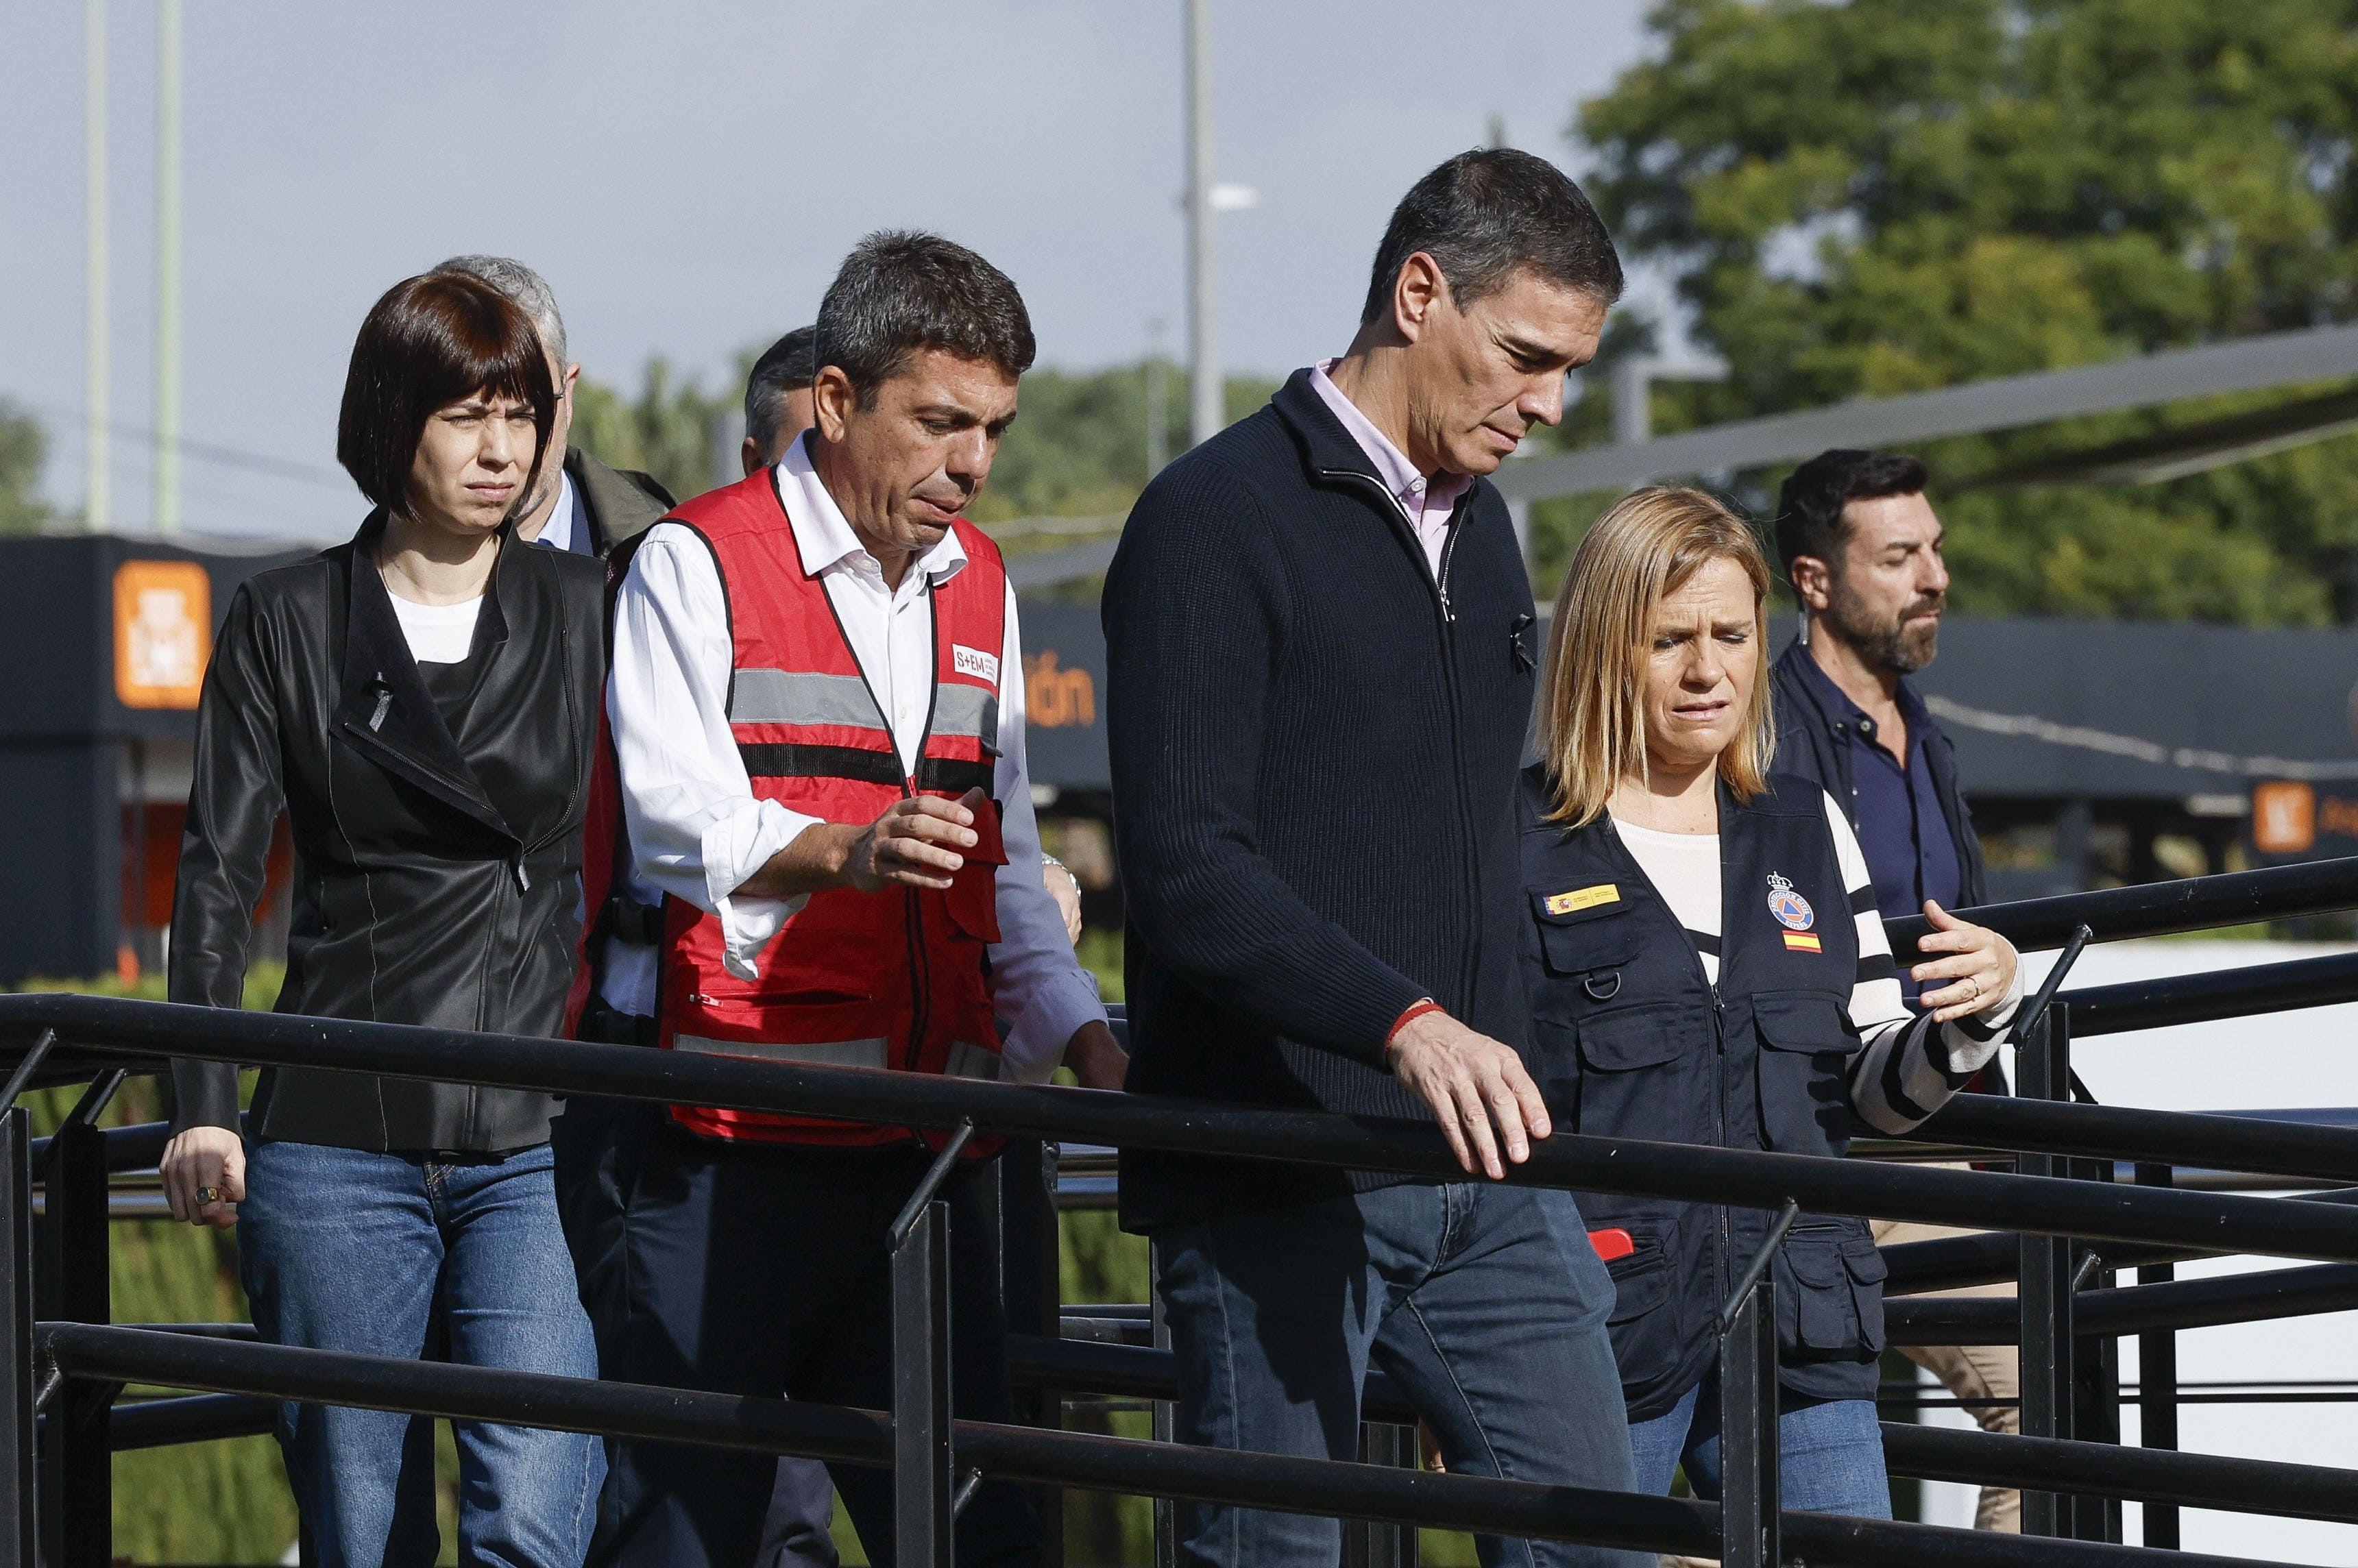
top-left (1, 1), bottom-right (1651, 537)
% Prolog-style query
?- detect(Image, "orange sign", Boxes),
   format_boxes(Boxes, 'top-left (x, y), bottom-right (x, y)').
top-left (1024, 650), bottom-right (1097, 728)
top-left (2252, 781), bottom-right (2317, 855)
top-left (113, 561), bottom-right (211, 709)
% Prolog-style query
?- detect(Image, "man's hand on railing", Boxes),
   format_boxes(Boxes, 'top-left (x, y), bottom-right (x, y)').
top-left (159, 1126), bottom-right (245, 1229)
top-left (1384, 1008), bottom-right (1551, 1180)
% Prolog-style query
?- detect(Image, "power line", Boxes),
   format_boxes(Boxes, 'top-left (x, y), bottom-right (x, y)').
top-left (16, 400), bottom-right (352, 489)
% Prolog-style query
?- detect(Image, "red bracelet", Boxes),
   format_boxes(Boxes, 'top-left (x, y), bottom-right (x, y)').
top-left (1387, 999), bottom-right (1446, 1042)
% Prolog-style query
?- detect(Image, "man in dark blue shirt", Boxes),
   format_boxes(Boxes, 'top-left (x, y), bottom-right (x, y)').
top-left (1768, 449), bottom-right (1987, 998)
top-left (1766, 448), bottom-right (2020, 1534)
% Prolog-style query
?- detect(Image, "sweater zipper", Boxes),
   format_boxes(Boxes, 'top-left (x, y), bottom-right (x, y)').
top-left (1326, 469), bottom-right (1481, 1007)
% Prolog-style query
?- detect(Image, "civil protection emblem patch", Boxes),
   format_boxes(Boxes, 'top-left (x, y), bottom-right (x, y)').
top-left (1765, 872), bottom-right (1814, 932)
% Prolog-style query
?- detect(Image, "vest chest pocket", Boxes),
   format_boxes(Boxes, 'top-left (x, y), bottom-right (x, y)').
top-left (1751, 991), bottom-right (1856, 1156)
top-left (1565, 1003), bottom-right (1714, 1141)
top-left (1773, 1223), bottom-right (1888, 1363)
top-left (1530, 890), bottom-right (1644, 982)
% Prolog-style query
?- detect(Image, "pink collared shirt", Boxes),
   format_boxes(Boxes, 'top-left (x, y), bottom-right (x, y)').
top-left (1309, 359), bottom-right (1472, 578)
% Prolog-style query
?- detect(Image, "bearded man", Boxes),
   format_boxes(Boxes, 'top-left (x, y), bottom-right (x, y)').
top-left (1770, 448), bottom-right (2019, 1536)
top-left (1771, 449), bottom-right (1987, 951)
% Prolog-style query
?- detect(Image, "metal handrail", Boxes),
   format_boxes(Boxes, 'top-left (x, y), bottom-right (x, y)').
top-left (7, 994), bottom-right (2358, 1260)
top-left (1886, 855), bottom-right (2358, 960)
top-left (1910, 1097), bottom-right (2358, 1184)
top-left (1889, 1262), bottom-right (2358, 1344)
top-left (2063, 949), bottom-right (2358, 1037)
top-left (38, 1323), bottom-right (2296, 1568)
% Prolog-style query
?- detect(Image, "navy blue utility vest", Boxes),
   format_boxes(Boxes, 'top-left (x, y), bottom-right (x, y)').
top-left (1517, 765), bottom-right (1891, 1419)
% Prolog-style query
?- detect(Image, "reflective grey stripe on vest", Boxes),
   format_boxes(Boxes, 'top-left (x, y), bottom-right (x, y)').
top-left (943, 1041), bottom-right (1004, 1081)
top-left (673, 1034), bottom-right (888, 1070)
top-left (932, 685), bottom-right (1000, 753)
top-left (729, 669), bottom-right (888, 733)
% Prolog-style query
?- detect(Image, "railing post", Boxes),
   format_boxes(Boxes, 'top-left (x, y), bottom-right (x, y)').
top-left (2018, 1005), bottom-right (2076, 1538)
top-left (38, 1075), bottom-right (117, 1568)
top-left (1719, 1199), bottom-right (1796, 1568)
top-left (2135, 1160), bottom-right (2180, 1550)
top-left (1345, 1424), bottom-right (1416, 1568)
top-left (893, 1199), bottom-right (954, 1568)
top-left (1149, 1238), bottom-right (1175, 1568)
top-left (1001, 1140), bottom-right (1065, 1568)
top-left (890, 1121), bottom-right (971, 1568)
top-left (0, 1109), bottom-right (34, 1568)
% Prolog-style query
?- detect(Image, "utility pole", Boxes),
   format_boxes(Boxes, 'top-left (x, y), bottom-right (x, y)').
top-left (1612, 354), bottom-right (1732, 446)
top-left (84, 0), bottom-right (108, 532)
top-left (153, 0), bottom-right (182, 533)
top-left (1183, 0), bottom-right (1219, 447)
top-left (1145, 317), bottom-right (1169, 476)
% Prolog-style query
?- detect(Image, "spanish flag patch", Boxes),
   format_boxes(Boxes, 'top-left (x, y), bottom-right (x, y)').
top-left (1544, 884), bottom-right (1619, 916)
top-left (1783, 932), bottom-right (1822, 953)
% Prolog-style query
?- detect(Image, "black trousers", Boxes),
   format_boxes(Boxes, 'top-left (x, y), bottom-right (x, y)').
top-left (560, 1107), bottom-right (1038, 1568)
top-left (553, 1097), bottom-right (842, 1567)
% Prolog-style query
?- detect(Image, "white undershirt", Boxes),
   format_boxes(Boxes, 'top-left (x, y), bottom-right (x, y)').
top-left (387, 593), bottom-right (483, 665)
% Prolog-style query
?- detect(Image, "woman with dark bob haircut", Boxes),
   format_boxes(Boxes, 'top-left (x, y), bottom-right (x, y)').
top-left (160, 271), bottom-right (607, 1566)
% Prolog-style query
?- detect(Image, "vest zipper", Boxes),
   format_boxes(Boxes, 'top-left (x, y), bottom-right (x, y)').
top-left (1613, 813), bottom-right (1738, 1312)
top-left (1326, 468), bottom-right (1481, 1009)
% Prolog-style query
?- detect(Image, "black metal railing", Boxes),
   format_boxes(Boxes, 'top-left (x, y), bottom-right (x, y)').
top-left (6, 853), bottom-right (2358, 1567)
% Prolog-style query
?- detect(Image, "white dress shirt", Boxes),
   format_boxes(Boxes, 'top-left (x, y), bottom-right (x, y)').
top-left (600, 430), bottom-right (1105, 1081)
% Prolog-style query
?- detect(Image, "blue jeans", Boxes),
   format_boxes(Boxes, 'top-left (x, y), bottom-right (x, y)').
top-left (1155, 1181), bottom-right (1646, 1568)
top-left (239, 1140), bottom-right (605, 1568)
top-left (1627, 1370), bottom-right (1891, 1519)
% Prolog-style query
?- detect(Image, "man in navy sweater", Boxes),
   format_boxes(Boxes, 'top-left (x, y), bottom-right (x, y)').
top-left (1104, 149), bottom-right (1644, 1567)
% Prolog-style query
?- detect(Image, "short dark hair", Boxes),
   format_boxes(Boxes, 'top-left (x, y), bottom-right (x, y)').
top-left (1360, 149), bottom-right (1624, 326)
top-left (744, 326), bottom-right (817, 456)
top-left (337, 272), bottom-right (556, 512)
top-left (1773, 449), bottom-right (1932, 578)
top-left (814, 232), bottom-right (1035, 407)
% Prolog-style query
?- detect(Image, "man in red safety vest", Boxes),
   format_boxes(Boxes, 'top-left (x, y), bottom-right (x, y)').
top-left (570, 231), bottom-right (1123, 1568)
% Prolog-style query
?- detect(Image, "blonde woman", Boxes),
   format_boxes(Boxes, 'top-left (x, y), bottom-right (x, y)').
top-left (1518, 487), bottom-right (2019, 1519)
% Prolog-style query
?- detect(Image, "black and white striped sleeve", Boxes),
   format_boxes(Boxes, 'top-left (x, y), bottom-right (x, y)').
top-left (1821, 792), bottom-right (2019, 1134)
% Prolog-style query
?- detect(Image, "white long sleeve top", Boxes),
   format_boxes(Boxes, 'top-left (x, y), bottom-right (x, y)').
top-left (597, 432), bottom-right (1106, 1082)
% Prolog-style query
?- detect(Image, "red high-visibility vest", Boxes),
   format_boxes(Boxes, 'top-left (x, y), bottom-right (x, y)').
top-left (574, 470), bottom-right (1010, 1146)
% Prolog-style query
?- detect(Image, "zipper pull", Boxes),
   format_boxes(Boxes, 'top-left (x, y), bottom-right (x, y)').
top-left (368, 687), bottom-right (392, 732)
top-left (513, 856), bottom-right (531, 892)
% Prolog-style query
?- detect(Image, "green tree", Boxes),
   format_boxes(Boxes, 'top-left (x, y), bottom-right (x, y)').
top-left (1568, 0), bottom-right (2358, 622)
top-left (574, 353), bottom-right (1280, 528)
top-left (970, 362), bottom-right (1274, 524)
top-left (0, 401), bottom-right (49, 534)
top-left (572, 358), bottom-right (733, 505)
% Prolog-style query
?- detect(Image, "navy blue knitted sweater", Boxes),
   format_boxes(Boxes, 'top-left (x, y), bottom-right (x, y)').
top-left (1104, 369), bottom-right (1539, 1230)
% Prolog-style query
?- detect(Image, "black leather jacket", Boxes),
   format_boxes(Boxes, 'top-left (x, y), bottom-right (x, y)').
top-left (167, 513), bottom-right (607, 1151)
